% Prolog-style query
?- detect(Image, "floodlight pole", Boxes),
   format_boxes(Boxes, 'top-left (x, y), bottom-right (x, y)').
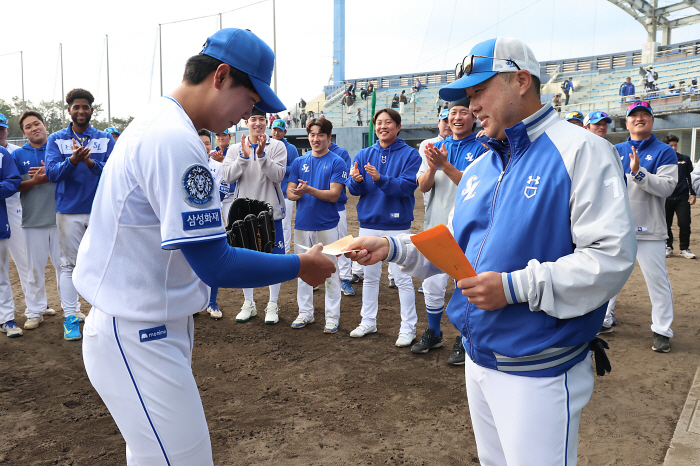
top-left (106, 35), bottom-right (111, 125)
top-left (159, 24), bottom-right (163, 97)
top-left (20, 51), bottom-right (25, 110)
top-left (272, 0), bottom-right (277, 93)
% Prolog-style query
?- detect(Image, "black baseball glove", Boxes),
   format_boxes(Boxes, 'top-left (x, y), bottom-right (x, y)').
top-left (226, 198), bottom-right (275, 253)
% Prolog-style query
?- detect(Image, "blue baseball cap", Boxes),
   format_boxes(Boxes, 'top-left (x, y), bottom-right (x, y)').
top-left (271, 119), bottom-right (287, 131)
top-left (200, 28), bottom-right (285, 114)
top-left (105, 127), bottom-right (120, 135)
top-left (565, 111), bottom-right (584, 123)
top-left (216, 129), bottom-right (230, 135)
top-left (439, 37), bottom-right (541, 101)
top-left (439, 109), bottom-right (449, 120)
top-left (0, 114), bottom-right (7, 129)
top-left (583, 111), bottom-right (612, 126)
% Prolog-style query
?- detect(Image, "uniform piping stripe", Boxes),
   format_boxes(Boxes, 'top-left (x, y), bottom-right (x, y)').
top-left (524, 105), bottom-right (556, 128)
top-left (514, 271), bottom-right (527, 304)
top-left (496, 343), bottom-right (588, 372)
top-left (388, 237), bottom-right (398, 262)
top-left (507, 274), bottom-right (517, 304)
top-left (426, 306), bottom-right (444, 314)
top-left (564, 372), bottom-right (571, 466)
top-left (495, 343), bottom-right (582, 363)
top-left (112, 317), bottom-right (171, 466)
top-left (501, 273), bottom-right (514, 304)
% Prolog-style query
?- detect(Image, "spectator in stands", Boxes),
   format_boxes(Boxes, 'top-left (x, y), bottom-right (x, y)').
top-left (663, 134), bottom-right (696, 259)
top-left (435, 95), bottom-right (446, 116)
top-left (391, 94), bottom-right (400, 109)
top-left (367, 81), bottom-right (375, 95)
top-left (300, 110), bottom-right (308, 129)
top-left (583, 111), bottom-right (612, 138)
top-left (347, 82), bottom-right (355, 99)
top-left (413, 78), bottom-right (422, 93)
top-left (552, 93), bottom-right (562, 113)
top-left (299, 98), bottom-right (306, 110)
top-left (269, 113), bottom-right (276, 128)
top-left (293, 115), bottom-right (299, 129)
top-left (645, 66), bottom-right (657, 92)
top-left (360, 88), bottom-right (368, 101)
top-left (620, 77), bottom-right (635, 101)
top-left (357, 108), bottom-right (363, 126)
top-left (399, 90), bottom-right (408, 114)
top-left (562, 77), bottom-right (574, 105)
top-left (345, 93), bottom-right (355, 114)
top-left (309, 111), bottom-right (315, 119)
top-left (286, 112), bottom-right (293, 127)
top-left (319, 111), bottom-right (326, 119)
top-left (565, 111), bottom-right (584, 127)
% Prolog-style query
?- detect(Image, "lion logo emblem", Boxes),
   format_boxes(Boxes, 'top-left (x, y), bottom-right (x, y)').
top-left (182, 164), bottom-right (214, 207)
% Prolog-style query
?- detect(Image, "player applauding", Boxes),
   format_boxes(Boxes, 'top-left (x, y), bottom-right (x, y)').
top-left (287, 118), bottom-right (348, 333)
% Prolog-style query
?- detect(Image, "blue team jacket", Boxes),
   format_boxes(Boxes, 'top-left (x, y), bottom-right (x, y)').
top-left (0, 147), bottom-right (22, 239)
top-left (46, 124), bottom-right (114, 214)
top-left (280, 138), bottom-right (299, 198)
top-left (446, 107), bottom-right (615, 377)
top-left (329, 143), bottom-right (351, 210)
top-left (435, 133), bottom-right (488, 171)
top-left (347, 138), bottom-right (421, 230)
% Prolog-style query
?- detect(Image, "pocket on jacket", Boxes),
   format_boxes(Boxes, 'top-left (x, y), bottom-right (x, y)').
top-left (629, 199), bottom-right (657, 236)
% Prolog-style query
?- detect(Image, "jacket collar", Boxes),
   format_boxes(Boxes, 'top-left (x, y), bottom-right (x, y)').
top-left (626, 133), bottom-right (658, 151)
top-left (22, 142), bottom-right (47, 151)
top-left (476, 103), bottom-right (559, 165)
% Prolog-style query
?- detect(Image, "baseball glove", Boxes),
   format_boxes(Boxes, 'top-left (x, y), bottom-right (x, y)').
top-left (226, 198), bottom-right (275, 253)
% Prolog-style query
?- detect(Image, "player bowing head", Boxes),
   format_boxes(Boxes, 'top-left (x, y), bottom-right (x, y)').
top-left (72, 28), bottom-right (334, 466)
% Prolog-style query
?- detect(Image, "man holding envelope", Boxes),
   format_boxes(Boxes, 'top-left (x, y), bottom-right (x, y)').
top-left (344, 37), bottom-right (637, 465)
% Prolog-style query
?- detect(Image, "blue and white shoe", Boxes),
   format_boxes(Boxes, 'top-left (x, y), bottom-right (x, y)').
top-left (291, 315), bottom-right (314, 329)
top-left (63, 316), bottom-right (82, 341)
top-left (75, 311), bottom-right (86, 323)
top-left (207, 303), bottom-right (223, 320)
top-left (341, 279), bottom-right (355, 296)
top-left (1, 319), bottom-right (23, 338)
top-left (418, 286), bottom-right (423, 294)
top-left (324, 318), bottom-right (339, 334)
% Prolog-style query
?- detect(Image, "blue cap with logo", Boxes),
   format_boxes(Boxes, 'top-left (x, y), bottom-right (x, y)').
top-left (105, 127), bottom-right (120, 135)
top-left (216, 129), bottom-right (230, 135)
top-left (583, 111), bottom-right (612, 126)
top-left (271, 119), bottom-right (287, 131)
top-left (439, 37), bottom-right (541, 101)
top-left (0, 114), bottom-right (8, 129)
top-left (439, 109), bottom-right (449, 120)
top-left (200, 28), bottom-right (285, 114)
top-left (626, 101), bottom-right (654, 118)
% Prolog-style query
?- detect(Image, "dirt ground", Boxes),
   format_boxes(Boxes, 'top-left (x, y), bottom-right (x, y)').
top-left (1, 192), bottom-right (698, 466)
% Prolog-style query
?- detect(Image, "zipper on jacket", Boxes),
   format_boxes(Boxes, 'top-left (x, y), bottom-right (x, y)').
top-left (464, 149), bottom-right (512, 361)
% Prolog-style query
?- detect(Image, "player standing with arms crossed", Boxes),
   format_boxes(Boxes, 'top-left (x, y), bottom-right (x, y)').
top-left (347, 108), bottom-right (422, 347)
top-left (73, 28), bottom-right (334, 465)
top-left (270, 119), bottom-right (299, 254)
top-left (412, 98), bottom-right (486, 363)
top-left (222, 107), bottom-right (288, 324)
top-left (12, 111), bottom-right (62, 331)
top-left (46, 88), bottom-right (115, 340)
top-left (344, 38), bottom-right (637, 465)
top-left (287, 118), bottom-right (347, 332)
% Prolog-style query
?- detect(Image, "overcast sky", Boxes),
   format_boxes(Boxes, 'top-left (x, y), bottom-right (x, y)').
top-left (1, 0), bottom-right (699, 123)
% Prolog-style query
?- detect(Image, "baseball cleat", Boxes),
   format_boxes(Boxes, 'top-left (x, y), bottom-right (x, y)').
top-left (680, 249), bottom-right (696, 259)
top-left (395, 332), bottom-right (416, 347)
top-left (411, 328), bottom-right (443, 354)
top-left (207, 303), bottom-right (222, 320)
top-left (341, 279), bottom-right (355, 296)
top-left (1, 319), bottom-right (23, 338)
top-left (24, 316), bottom-right (44, 330)
top-left (665, 246), bottom-right (673, 258)
top-left (75, 310), bottom-right (86, 323)
top-left (447, 336), bottom-right (466, 365)
top-left (291, 316), bottom-right (314, 328)
top-left (264, 302), bottom-right (279, 324)
top-left (652, 333), bottom-right (670, 353)
top-left (350, 274), bottom-right (363, 284)
top-left (63, 316), bottom-right (82, 341)
top-left (388, 278), bottom-right (397, 289)
top-left (45, 306), bottom-right (57, 316)
top-left (324, 318), bottom-right (339, 334)
top-left (349, 324), bottom-right (377, 338)
top-left (597, 325), bottom-right (613, 335)
top-left (235, 300), bottom-right (257, 322)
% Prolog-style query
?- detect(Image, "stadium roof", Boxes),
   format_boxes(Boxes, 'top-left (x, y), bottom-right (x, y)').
top-left (607, 0), bottom-right (700, 43)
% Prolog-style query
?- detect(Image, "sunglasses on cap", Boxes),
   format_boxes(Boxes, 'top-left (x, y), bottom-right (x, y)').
top-left (566, 111), bottom-right (584, 120)
top-left (627, 101), bottom-right (651, 111)
top-left (590, 111), bottom-right (609, 119)
top-left (455, 55), bottom-right (521, 79)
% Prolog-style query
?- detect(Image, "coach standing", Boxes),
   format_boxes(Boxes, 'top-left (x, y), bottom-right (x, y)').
top-left (344, 37), bottom-right (637, 465)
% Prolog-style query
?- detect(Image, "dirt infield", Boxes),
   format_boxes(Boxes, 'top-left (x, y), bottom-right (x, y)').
top-left (1, 193), bottom-right (698, 465)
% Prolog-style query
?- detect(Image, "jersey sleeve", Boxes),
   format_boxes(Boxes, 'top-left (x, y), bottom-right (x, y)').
top-left (330, 157), bottom-right (348, 185)
top-left (288, 158), bottom-right (301, 186)
top-left (136, 133), bottom-right (226, 250)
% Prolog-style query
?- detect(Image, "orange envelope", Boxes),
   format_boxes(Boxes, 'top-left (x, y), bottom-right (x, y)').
top-left (410, 224), bottom-right (476, 281)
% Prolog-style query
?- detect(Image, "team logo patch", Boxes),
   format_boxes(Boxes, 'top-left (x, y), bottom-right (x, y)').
top-left (139, 325), bottom-right (167, 342)
top-left (645, 154), bottom-right (653, 161)
top-left (461, 175), bottom-right (480, 201)
top-left (524, 175), bottom-right (540, 199)
top-left (182, 164), bottom-right (215, 207)
top-left (182, 209), bottom-right (222, 230)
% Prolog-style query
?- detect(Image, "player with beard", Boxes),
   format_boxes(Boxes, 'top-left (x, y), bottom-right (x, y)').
top-left (46, 88), bottom-right (115, 340)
